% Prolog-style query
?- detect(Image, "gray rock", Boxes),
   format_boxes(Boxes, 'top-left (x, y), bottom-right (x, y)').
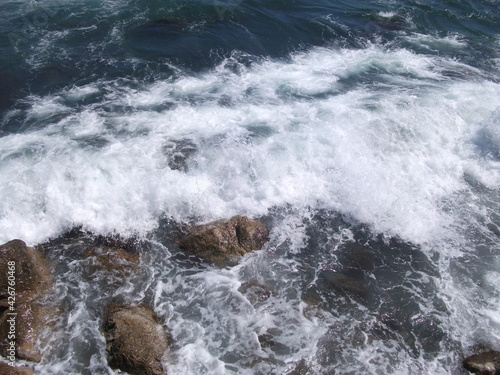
top-left (285, 359), bottom-right (310, 375)
top-left (104, 304), bottom-right (169, 375)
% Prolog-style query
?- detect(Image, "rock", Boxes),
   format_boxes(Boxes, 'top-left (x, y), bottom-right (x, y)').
top-left (0, 240), bottom-right (56, 363)
top-left (2, 302), bottom-right (55, 363)
top-left (318, 269), bottom-right (368, 297)
top-left (178, 216), bottom-right (269, 261)
top-left (92, 233), bottom-right (139, 253)
top-left (84, 246), bottom-right (139, 274)
top-left (285, 359), bottom-right (309, 375)
top-left (463, 350), bottom-right (500, 375)
top-left (0, 240), bottom-right (52, 299)
top-left (258, 331), bottom-right (291, 355)
top-left (375, 15), bottom-right (408, 31)
top-left (0, 361), bottom-right (35, 375)
top-left (238, 281), bottom-right (271, 306)
top-left (104, 304), bottom-right (169, 375)
top-left (162, 139), bottom-right (197, 172)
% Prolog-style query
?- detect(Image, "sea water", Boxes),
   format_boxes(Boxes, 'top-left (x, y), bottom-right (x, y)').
top-left (0, 0), bottom-right (499, 373)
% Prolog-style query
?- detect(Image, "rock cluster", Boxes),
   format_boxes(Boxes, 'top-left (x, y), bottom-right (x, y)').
top-left (3, 217), bottom-right (498, 374)
top-left (0, 215), bottom-right (269, 374)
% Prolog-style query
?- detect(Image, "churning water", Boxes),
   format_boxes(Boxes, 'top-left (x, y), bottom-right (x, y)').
top-left (0, 0), bottom-right (499, 373)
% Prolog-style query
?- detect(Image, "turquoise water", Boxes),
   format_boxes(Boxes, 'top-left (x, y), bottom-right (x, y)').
top-left (0, 0), bottom-right (499, 374)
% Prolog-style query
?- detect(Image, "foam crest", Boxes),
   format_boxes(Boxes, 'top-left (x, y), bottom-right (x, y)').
top-left (0, 45), bottom-right (499, 245)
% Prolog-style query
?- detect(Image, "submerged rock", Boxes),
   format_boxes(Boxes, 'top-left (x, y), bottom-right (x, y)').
top-left (463, 350), bottom-right (500, 375)
top-left (0, 361), bottom-right (35, 374)
top-left (375, 15), bottom-right (408, 31)
top-left (319, 269), bottom-right (368, 297)
top-left (104, 304), bottom-right (169, 375)
top-left (258, 331), bottom-right (291, 356)
top-left (162, 139), bottom-right (197, 172)
top-left (0, 240), bottom-right (56, 363)
top-left (178, 215), bottom-right (269, 261)
top-left (285, 358), bottom-right (310, 375)
top-left (238, 281), bottom-right (271, 306)
top-left (84, 245), bottom-right (139, 275)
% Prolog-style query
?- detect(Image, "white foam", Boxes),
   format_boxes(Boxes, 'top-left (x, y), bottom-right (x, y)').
top-left (25, 29), bottom-right (71, 69)
top-left (481, 271), bottom-right (500, 338)
top-left (153, 251), bottom-right (329, 375)
top-left (378, 11), bottom-right (397, 18)
top-left (1, 46), bottom-right (499, 246)
top-left (404, 33), bottom-right (469, 50)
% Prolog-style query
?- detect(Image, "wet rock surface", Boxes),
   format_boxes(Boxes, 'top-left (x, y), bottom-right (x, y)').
top-left (463, 350), bottom-right (500, 375)
top-left (285, 359), bottom-right (310, 375)
top-left (92, 233), bottom-right (140, 253)
top-left (84, 245), bottom-right (139, 274)
top-left (0, 361), bottom-right (35, 375)
top-left (179, 215), bottom-right (269, 261)
top-left (104, 304), bottom-right (169, 375)
top-left (0, 240), bottom-right (53, 298)
top-left (238, 281), bottom-right (272, 306)
top-left (37, 229), bottom-right (142, 282)
top-left (0, 240), bottom-right (56, 363)
top-left (258, 330), bottom-right (291, 356)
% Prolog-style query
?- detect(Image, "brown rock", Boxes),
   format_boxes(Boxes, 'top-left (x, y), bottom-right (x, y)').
top-left (104, 304), bottom-right (169, 375)
top-left (463, 350), bottom-right (500, 375)
top-left (0, 240), bottom-right (52, 299)
top-left (84, 246), bottom-right (139, 274)
top-left (92, 233), bottom-right (139, 253)
top-left (0, 361), bottom-right (35, 375)
top-left (178, 215), bottom-right (269, 261)
top-left (0, 240), bottom-right (56, 363)
top-left (15, 303), bottom-right (55, 362)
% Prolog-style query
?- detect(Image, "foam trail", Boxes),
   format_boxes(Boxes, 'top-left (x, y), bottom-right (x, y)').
top-left (0, 46), bottom-right (498, 246)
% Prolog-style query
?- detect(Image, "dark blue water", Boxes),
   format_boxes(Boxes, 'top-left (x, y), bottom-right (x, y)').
top-left (1, 0), bottom-right (498, 120)
top-left (0, 0), bottom-right (499, 374)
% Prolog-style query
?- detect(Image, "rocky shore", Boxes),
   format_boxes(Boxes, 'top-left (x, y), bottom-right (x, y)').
top-left (0, 216), bottom-right (269, 374)
top-left (1, 216), bottom-right (498, 374)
